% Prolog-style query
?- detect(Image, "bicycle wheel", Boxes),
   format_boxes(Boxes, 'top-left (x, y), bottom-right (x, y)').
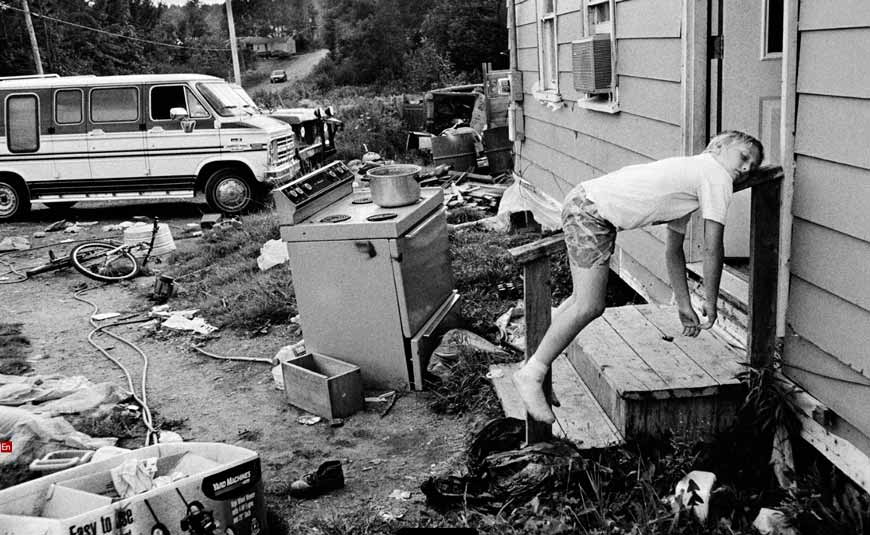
top-left (70, 242), bottom-right (140, 282)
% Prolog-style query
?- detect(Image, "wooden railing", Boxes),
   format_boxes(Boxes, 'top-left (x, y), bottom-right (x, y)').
top-left (507, 165), bottom-right (783, 444)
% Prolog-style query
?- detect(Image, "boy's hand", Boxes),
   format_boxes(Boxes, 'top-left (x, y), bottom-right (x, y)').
top-left (678, 306), bottom-right (701, 337)
top-left (699, 300), bottom-right (718, 330)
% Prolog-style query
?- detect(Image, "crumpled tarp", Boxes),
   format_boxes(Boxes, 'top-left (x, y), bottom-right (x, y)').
top-left (0, 406), bottom-right (116, 466)
top-left (421, 417), bottom-right (586, 510)
top-left (0, 373), bottom-right (125, 416)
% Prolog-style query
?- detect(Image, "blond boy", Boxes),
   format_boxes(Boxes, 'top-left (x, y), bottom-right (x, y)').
top-left (514, 131), bottom-right (764, 424)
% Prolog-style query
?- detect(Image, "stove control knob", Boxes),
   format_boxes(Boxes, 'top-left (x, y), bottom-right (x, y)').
top-left (287, 190), bottom-right (298, 197)
top-left (295, 187), bottom-right (305, 195)
top-left (303, 183), bottom-right (314, 191)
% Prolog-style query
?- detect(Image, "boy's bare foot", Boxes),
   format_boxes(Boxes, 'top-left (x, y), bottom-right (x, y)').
top-left (512, 362), bottom-right (556, 424)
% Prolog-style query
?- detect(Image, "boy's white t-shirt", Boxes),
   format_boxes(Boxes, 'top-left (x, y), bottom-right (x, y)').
top-left (580, 153), bottom-right (733, 234)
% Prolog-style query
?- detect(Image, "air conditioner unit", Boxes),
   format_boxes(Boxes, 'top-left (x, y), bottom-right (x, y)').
top-left (572, 34), bottom-right (612, 94)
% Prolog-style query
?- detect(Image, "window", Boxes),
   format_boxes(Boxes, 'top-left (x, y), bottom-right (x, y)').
top-left (149, 85), bottom-right (210, 121)
top-left (6, 94), bottom-right (39, 153)
top-left (537, 0), bottom-right (559, 95)
top-left (575, 0), bottom-right (618, 113)
top-left (91, 87), bottom-right (138, 123)
top-left (186, 88), bottom-right (209, 118)
top-left (762, 0), bottom-right (783, 58)
top-left (55, 89), bottom-right (83, 124)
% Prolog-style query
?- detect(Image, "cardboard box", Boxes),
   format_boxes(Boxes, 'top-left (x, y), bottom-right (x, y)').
top-left (281, 353), bottom-right (364, 419)
top-left (0, 442), bottom-right (267, 535)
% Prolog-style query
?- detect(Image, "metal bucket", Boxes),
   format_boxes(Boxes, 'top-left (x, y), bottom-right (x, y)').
top-left (123, 223), bottom-right (176, 258)
top-left (366, 164), bottom-right (422, 207)
top-left (431, 133), bottom-right (477, 172)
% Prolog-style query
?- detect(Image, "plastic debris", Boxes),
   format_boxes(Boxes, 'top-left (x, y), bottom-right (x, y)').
top-left (257, 239), bottom-right (290, 271)
top-left (495, 177), bottom-right (563, 231)
top-left (753, 508), bottom-right (796, 535)
top-left (91, 312), bottom-right (121, 321)
top-left (44, 220), bottom-right (68, 232)
top-left (0, 236), bottom-right (30, 251)
top-left (296, 415), bottom-right (321, 425)
top-left (161, 315), bottom-right (218, 335)
top-left (111, 457), bottom-right (158, 499)
top-left (485, 369), bottom-right (504, 379)
top-left (674, 470), bottom-right (717, 523)
top-left (388, 489), bottom-right (412, 500)
top-left (157, 430), bottom-right (184, 443)
top-left (62, 225), bottom-right (81, 234)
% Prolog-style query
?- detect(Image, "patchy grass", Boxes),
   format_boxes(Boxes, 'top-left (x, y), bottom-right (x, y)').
top-left (426, 347), bottom-right (515, 418)
top-left (0, 323), bottom-right (31, 375)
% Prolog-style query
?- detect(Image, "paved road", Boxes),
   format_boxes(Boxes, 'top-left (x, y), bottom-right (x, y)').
top-left (245, 49), bottom-right (329, 94)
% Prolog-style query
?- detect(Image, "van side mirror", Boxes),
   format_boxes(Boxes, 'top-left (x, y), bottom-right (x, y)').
top-left (170, 107), bottom-right (189, 121)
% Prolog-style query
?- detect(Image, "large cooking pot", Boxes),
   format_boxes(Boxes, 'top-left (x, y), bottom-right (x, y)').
top-left (366, 164), bottom-right (422, 207)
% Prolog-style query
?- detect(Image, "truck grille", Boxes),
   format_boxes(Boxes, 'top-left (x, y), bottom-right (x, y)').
top-left (274, 134), bottom-right (295, 166)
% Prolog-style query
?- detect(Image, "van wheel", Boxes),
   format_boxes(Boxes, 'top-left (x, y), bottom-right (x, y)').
top-left (204, 168), bottom-right (259, 214)
top-left (0, 179), bottom-right (30, 221)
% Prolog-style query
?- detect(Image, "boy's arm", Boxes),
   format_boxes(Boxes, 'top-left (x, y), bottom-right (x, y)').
top-left (700, 218), bottom-right (725, 329)
top-left (665, 227), bottom-right (701, 337)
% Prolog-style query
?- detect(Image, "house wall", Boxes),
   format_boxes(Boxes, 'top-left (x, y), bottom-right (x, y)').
top-left (783, 0), bottom-right (870, 453)
top-left (514, 0), bottom-right (684, 302)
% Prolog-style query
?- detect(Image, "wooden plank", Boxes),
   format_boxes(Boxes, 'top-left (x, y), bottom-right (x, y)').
top-left (795, 94), bottom-right (870, 170)
top-left (791, 218), bottom-right (870, 311)
top-left (616, 0), bottom-right (682, 38)
top-left (603, 307), bottom-right (718, 392)
top-left (793, 156), bottom-right (870, 243)
top-left (616, 38), bottom-right (682, 82)
top-left (617, 76), bottom-right (681, 126)
top-left (748, 179), bottom-right (780, 367)
top-left (787, 276), bottom-right (870, 378)
top-left (508, 233), bottom-right (566, 264)
top-left (524, 257), bottom-right (552, 443)
top-left (799, 0), bottom-right (870, 31)
top-left (797, 29), bottom-right (870, 99)
top-left (635, 305), bottom-right (746, 385)
top-left (489, 362), bottom-right (527, 418)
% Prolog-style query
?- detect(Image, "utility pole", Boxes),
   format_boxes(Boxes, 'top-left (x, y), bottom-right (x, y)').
top-left (21, 0), bottom-right (44, 75)
top-left (225, 0), bottom-right (241, 85)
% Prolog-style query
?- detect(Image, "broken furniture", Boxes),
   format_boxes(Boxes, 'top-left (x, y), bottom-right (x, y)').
top-left (273, 162), bottom-right (461, 390)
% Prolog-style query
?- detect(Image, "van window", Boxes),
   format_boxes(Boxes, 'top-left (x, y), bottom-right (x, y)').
top-left (197, 81), bottom-right (250, 117)
top-left (55, 89), bottom-right (83, 124)
top-left (91, 87), bottom-right (138, 123)
top-left (150, 85), bottom-right (210, 120)
top-left (6, 94), bottom-right (39, 153)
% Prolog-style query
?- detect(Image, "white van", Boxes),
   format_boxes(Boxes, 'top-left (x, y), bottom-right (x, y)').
top-left (0, 73), bottom-right (300, 220)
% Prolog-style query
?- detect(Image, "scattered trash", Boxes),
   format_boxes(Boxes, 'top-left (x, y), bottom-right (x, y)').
top-left (200, 213), bottom-right (222, 229)
top-left (91, 445), bottom-right (132, 463)
top-left (0, 236), bottom-right (30, 251)
top-left (257, 238), bottom-right (290, 271)
top-left (673, 470), bottom-right (717, 523)
top-left (662, 335), bottom-right (675, 342)
top-left (76, 221), bottom-right (98, 227)
top-left (379, 508), bottom-right (406, 521)
top-left (62, 225), bottom-right (81, 234)
top-left (44, 220), bottom-right (68, 232)
top-left (32, 231), bottom-right (46, 239)
top-left (485, 369), bottom-right (504, 379)
top-left (91, 312), bottom-right (121, 321)
top-left (101, 221), bottom-right (134, 232)
top-left (157, 430), bottom-right (184, 443)
top-left (161, 315), bottom-right (218, 335)
top-left (428, 328), bottom-right (510, 382)
top-left (752, 508), bottom-right (796, 535)
top-left (0, 406), bottom-right (116, 466)
top-left (289, 460), bottom-right (345, 498)
top-left (29, 449), bottom-right (94, 473)
top-left (271, 363), bottom-right (285, 390)
top-left (296, 415), bottom-right (322, 425)
top-left (495, 301), bottom-right (526, 352)
top-left (111, 457), bottom-right (159, 499)
top-left (388, 489), bottom-right (412, 500)
top-left (495, 177), bottom-right (563, 232)
top-left (152, 275), bottom-right (175, 303)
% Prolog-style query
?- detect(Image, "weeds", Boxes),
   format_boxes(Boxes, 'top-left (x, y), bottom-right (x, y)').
top-left (0, 323), bottom-right (31, 374)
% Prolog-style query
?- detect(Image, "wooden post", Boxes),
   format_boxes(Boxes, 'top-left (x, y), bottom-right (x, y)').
top-left (523, 256), bottom-right (553, 443)
top-left (742, 167), bottom-right (783, 367)
top-left (21, 0), bottom-right (43, 75)
top-left (225, 0), bottom-right (242, 85)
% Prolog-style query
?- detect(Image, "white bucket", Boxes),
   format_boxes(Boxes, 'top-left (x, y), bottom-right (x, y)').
top-left (123, 222), bottom-right (176, 257)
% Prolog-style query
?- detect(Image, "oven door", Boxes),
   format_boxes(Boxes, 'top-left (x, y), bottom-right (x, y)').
top-left (390, 207), bottom-right (454, 337)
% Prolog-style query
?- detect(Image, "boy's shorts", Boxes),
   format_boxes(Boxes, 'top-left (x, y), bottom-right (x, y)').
top-left (562, 185), bottom-right (617, 268)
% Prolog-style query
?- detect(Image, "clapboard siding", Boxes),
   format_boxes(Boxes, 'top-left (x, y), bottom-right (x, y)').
top-left (794, 94), bottom-right (870, 170)
top-left (788, 276), bottom-right (870, 378)
top-left (617, 38), bottom-right (682, 82)
top-left (784, 332), bottom-right (870, 443)
top-left (616, 0), bottom-right (682, 38)
top-left (521, 137), bottom-right (599, 191)
top-left (524, 98), bottom-right (681, 160)
top-left (793, 156), bottom-right (870, 243)
top-left (799, 0), bottom-right (870, 31)
top-left (615, 228), bottom-right (669, 286)
top-left (515, 0), bottom-right (537, 26)
top-left (798, 29), bottom-right (870, 99)
top-left (517, 48), bottom-right (539, 75)
top-left (524, 115), bottom-right (652, 173)
top-left (516, 22), bottom-right (539, 48)
top-left (617, 76), bottom-right (682, 125)
top-left (790, 218), bottom-right (870, 312)
top-left (519, 157), bottom-right (577, 201)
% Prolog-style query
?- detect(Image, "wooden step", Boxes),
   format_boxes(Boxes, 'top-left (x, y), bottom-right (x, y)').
top-left (566, 304), bottom-right (747, 440)
top-left (489, 354), bottom-right (623, 449)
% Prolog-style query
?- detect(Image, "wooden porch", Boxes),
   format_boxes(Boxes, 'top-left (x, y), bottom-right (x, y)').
top-left (490, 304), bottom-right (746, 448)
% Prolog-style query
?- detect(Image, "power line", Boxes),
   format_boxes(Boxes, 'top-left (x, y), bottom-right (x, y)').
top-left (0, 1), bottom-right (232, 52)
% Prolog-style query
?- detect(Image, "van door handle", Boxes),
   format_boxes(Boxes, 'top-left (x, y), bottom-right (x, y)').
top-left (149, 126), bottom-right (164, 133)
top-left (88, 129), bottom-right (104, 136)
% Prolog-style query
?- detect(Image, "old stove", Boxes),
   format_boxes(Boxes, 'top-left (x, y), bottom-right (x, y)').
top-left (274, 161), bottom-right (459, 390)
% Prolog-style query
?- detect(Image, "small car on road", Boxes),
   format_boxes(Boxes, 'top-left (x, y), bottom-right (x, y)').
top-left (270, 69), bottom-right (287, 83)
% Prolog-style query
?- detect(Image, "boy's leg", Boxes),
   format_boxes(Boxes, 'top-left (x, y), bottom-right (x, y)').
top-left (513, 262), bottom-right (609, 423)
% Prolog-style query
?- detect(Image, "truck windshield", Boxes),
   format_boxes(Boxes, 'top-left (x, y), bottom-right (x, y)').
top-left (196, 81), bottom-right (255, 117)
top-left (230, 84), bottom-right (261, 114)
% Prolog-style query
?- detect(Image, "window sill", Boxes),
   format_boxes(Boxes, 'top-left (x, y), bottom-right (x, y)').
top-left (532, 90), bottom-right (563, 104)
top-left (575, 97), bottom-right (620, 114)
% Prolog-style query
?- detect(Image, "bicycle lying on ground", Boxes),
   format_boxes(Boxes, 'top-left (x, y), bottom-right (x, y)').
top-left (69, 217), bottom-right (161, 282)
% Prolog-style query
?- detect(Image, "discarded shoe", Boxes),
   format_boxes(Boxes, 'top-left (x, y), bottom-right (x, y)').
top-left (289, 460), bottom-right (345, 498)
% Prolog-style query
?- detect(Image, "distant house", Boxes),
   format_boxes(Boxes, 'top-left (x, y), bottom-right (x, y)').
top-left (507, 0), bottom-right (870, 489)
top-left (240, 36), bottom-right (296, 57)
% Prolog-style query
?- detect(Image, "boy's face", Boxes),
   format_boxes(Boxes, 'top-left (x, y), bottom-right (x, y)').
top-left (714, 141), bottom-right (762, 180)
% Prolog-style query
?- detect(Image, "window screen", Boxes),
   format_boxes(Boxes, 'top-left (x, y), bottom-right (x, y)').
top-left (91, 87), bottom-right (139, 122)
top-left (6, 95), bottom-right (39, 153)
top-left (56, 89), bottom-right (83, 124)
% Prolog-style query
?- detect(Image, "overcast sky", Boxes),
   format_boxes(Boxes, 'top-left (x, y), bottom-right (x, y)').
top-left (157, 0), bottom-right (225, 6)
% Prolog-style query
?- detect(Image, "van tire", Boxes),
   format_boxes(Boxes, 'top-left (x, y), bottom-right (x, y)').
top-left (0, 179), bottom-right (30, 221)
top-left (204, 168), bottom-right (259, 214)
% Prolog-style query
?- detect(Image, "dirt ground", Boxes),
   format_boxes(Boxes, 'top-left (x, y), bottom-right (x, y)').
top-left (0, 201), bottom-right (472, 530)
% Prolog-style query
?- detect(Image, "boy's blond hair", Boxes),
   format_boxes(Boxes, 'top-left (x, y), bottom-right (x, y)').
top-left (704, 130), bottom-right (764, 164)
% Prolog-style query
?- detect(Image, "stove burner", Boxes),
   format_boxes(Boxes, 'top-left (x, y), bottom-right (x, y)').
top-left (367, 212), bottom-right (398, 222)
top-left (320, 214), bottom-right (351, 223)
top-left (351, 196), bottom-right (373, 204)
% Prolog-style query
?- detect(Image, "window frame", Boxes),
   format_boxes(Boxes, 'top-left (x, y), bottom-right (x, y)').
top-left (54, 88), bottom-right (84, 126)
top-left (575, 0), bottom-right (619, 113)
top-left (89, 86), bottom-right (140, 124)
top-left (149, 84), bottom-right (211, 122)
top-left (761, 0), bottom-right (784, 60)
top-left (535, 0), bottom-right (561, 99)
top-left (5, 93), bottom-right (40, 153)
